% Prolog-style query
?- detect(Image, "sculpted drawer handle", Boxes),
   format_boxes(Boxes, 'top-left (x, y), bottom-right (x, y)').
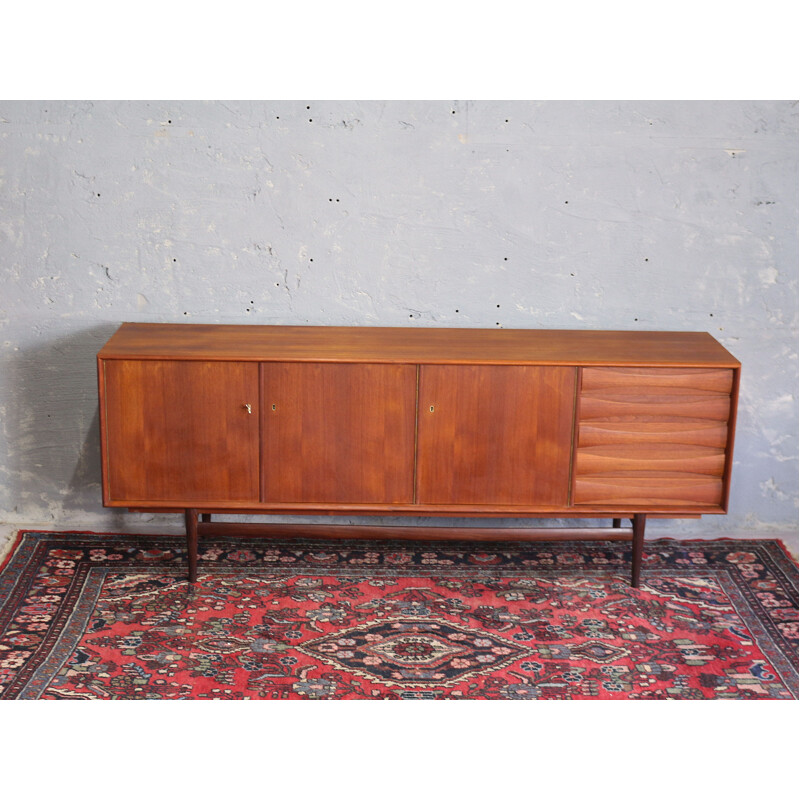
top-left (243, 403), bottom-right (252, 414)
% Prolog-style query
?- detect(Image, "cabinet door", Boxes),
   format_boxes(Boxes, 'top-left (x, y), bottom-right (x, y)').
top-left (102, 360), bottom-right (260, 504)
top-left (416, 365), bottom-right (576, 507)
top-left (262, 363), bottom-right (417, 504)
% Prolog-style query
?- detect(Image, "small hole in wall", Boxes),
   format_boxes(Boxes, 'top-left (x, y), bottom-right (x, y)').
top-left (183, 311), bottom-right (188, 315)
top-left (709, 313), bottom-right (714, 317)
top-left (634, 318), bottom-right (638, 322)
top-left (455, 309), bottom-right (459, 313)
top-left (173, 258), bottom-right (177, 262)
top-left (644, 258), bottom-right (649, 262)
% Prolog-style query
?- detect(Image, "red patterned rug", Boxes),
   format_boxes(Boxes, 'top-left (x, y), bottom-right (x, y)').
top-left (0, 530), bottom-right (796, 699)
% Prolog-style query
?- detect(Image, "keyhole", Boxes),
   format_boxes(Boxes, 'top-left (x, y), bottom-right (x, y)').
top-left (429, 405), bottom-right (435, 413)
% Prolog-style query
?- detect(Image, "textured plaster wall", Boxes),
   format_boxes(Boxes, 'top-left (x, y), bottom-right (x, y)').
top-left (0, 100), bottom-right (797, 533)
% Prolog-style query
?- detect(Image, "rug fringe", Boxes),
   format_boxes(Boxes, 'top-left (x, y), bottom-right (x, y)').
top-left (773, 538), bottom-right (800, 566)
top-left (0, 530), bottom-right (24, 572)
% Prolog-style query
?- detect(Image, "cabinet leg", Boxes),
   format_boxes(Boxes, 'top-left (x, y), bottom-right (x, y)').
top-left (612, 518), bottom-right (622, 528)
top-left (631, 513), bottom-right (646, 588)
top-left (185, 508), bottom-right (199, 583)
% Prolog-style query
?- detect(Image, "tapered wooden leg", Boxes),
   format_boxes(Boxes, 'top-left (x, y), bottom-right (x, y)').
top-left (631, 513), bottom-right (646, 588)
top-left (612, 518), bottom-right (621, 528)
top-left (185, 508), bottom-right (199, 583)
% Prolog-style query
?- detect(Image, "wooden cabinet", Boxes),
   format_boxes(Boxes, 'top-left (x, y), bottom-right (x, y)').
top-left (97, 324), bottom-right (740, 585)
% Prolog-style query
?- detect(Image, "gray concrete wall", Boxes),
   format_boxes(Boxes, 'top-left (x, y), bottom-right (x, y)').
top-left (0, 100), bottom-right (796, 533)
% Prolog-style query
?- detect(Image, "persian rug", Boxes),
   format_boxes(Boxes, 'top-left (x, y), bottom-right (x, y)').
top-left (0, 530), bottom-right (796, 699)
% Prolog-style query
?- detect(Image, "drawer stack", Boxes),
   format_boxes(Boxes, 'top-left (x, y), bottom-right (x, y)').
top-left (573, 367), bottom-right (735, 509)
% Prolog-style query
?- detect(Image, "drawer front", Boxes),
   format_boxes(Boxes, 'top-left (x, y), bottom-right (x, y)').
top-left (573, 367), bottom-right (735, 509)
top-left (574, 473), bottom-right (724, 507)
top-left (581, 367), bottom-right (734, 393)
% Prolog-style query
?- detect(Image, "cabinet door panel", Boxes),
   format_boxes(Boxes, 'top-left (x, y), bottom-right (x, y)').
top-left (416, 365), bottom-right (576, 506)
top-left (102, 360), bottom-right (260, 504)
top-left (262, 363), bottom-right (417, 504)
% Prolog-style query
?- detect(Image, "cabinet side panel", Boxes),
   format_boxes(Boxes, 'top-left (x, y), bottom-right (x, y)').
top-left (261, 363), bottom-right (417, 504)
top-left (98, 357), bottom-right (111, 505)
top-left (103, 360), bottom-right (260, 504)
top-left (417, 365), bottom-right (576, 507)
top-left (720, 366), bottom-right (741, 511)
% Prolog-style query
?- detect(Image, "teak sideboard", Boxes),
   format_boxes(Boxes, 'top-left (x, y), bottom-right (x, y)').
top-left (97, 324), bottom-right (741, 586)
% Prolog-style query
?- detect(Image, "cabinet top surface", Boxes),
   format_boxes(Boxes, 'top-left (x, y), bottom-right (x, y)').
top-left (98, 323), bottom-right (740, 367)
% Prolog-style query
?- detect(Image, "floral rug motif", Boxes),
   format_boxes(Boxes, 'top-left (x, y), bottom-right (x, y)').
top-left (0, 531), bottom-right (796, 699)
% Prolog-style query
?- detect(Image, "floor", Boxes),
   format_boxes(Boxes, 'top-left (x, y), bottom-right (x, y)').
top-left (1, 520), bottom-right (798, 564)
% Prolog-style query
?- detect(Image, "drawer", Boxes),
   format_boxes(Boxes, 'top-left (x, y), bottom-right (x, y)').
top-left (575, 444), bottom-right (726, 477)
top-left (579, 391), bottom-right (733, 421)
top-left (578, 419), bottom-right (729, 448)
top-left (573, 473), bottom-right (724, 507)
top-left (581, 367), bottom-right (734, 393)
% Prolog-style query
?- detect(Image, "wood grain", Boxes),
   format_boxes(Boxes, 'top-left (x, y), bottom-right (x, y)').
top-left (581, 367), bottom-right (734, 392)
top-left (578, 419), bottom-right (729, 448)
top-left (579, 391), bottom-right (733, 420)
top-left (102, 360), bottom-right (260, 504)
top-left (576, 444), bottom-right (726, 476)
top-left (574, 473), bottom-right (724, 506)
top-left (416, 365), bottom-right (575, 506)
top-left (573, 366), bottom-right (734, 508)
top-left (98, 323), bottom-right (741, 368)
top-left (261, 362), bottom-right (417, 504)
